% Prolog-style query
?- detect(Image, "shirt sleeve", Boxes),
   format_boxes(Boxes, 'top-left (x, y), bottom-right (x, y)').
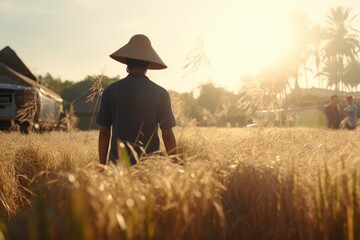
top-left (352, 105), bottom-right (357, 112)
top-left (347, 104), bottom-right (356, 113)
top-left (158, 91), bottom-right (176, 130)
top-left (96, 90), bottom-right (112, 127)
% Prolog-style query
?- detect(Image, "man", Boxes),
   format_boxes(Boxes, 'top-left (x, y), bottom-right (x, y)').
top-left (97, 34), bottom-right (177, 165)
top-left (324, 95), bottom-right (340, 129)
top-left (344, 95), bottom-right (358, 130)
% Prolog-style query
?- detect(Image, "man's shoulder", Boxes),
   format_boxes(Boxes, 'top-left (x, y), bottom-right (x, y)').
top-left (136, 76), bottom-right (169, 96)
top-left (103, 77), bottom-right (130, 92)
top-left (103, 75), bottom-right (169, 96)
top-left (147, 79), bottom-right (168, 93)
top-left (104, 78), bottom-right (121, 87)
top-left (324, 104), bottom-right (333, 110)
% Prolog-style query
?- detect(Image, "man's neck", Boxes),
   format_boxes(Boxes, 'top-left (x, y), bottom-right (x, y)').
top-left (128, 68), bottom-right (147, 76)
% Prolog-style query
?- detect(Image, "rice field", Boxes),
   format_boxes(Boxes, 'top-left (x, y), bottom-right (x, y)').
top-left (0, 127), bottom-right (360, 240)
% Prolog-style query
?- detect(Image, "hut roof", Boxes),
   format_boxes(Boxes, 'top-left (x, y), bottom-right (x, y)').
top-left (0, 62), bottom-right (63, 103)
top-left (0, 46), bottom-right (37, 81)
top-left (284, 87), bottom-right (360, 108)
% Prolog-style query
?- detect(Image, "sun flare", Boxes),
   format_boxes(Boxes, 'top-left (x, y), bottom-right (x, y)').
top-left (202, 5), bottom-right (300, 91)
top-left (215, 11), bottom-right (294, 69)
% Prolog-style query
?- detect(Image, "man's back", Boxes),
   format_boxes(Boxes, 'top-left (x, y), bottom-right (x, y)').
top-left (97, 34), bottom-right (177, 166)
top-left (97, 74), bottom-right (176, 164)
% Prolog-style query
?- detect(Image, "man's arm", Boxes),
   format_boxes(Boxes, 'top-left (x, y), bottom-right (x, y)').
top-left (345, 106), bottom-right (353, 118)
top-left (161, 128), bottom-right (177, 155)
top-left (98, 126), bottom-right (111, 164)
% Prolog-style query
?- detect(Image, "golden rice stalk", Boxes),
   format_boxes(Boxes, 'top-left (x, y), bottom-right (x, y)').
top-left (16, 89), bottom-right (37, 124)
top-left (183, 34), bottom-right (211, 78)
top-left (60, 102), bottom-right (79, 132)
top-left (86, 74), bottom-right (104, 103)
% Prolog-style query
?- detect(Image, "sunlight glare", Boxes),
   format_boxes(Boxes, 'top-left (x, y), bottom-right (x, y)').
top-left (200, 1), bottom-right (303, 91)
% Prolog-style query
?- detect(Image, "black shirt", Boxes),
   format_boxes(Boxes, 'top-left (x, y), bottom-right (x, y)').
top-left (324, 104), bottom-right (340, 129)
top-left (96, 74), bottom-right (176, 164)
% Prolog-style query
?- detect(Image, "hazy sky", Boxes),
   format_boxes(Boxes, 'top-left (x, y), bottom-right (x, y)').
top-left (1, 0), bottom-right (360, 93)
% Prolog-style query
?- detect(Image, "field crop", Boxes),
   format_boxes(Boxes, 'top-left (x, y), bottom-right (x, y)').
top-left (0, 127), bottom-right (360, 240)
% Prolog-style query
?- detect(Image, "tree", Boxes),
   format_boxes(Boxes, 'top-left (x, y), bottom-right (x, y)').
top-left (268, 13), bottom-right (325, 93)
top-left (170, 84), bottom-right (249, 127)
top-left (238, 75), bottom-right (273, 115)
top-left (260, 62), bottom-right (293, 99)
top-left (39, 73), bottom-right (73, 95)
top-left (319, 58), bottom-right (338, 89)
top-left (322, 6), bottom-right (360, 93)
top-left (169, 91), bottom-right (199, 126)
top-left (61, 75), bottom-right (117, 104)
top-left (197, 83), bottom-right (225, 114)
top-left (308, 24), bottom-right (327, 88)
top-left (343, 60), bottom-right (360, 91)
top-left (286, 12), bottom-right (314, 90)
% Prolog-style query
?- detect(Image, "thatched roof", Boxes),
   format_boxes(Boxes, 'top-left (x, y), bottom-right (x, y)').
top-left (0, 46), bottom-right (37, 81)
top-left (0, 62), bottom-right (63, 103)
top-left (0, 46), bottom-right (62, 102)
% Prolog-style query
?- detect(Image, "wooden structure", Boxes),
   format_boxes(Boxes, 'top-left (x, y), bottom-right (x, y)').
top-left (68, 92), bottom-right (101, 130)
top-left (256, 87), bottom-right (360, 127)
top-left (283, 87), bottom-right (360, 108)
top-left (0, 46), bottom-right (63, 131)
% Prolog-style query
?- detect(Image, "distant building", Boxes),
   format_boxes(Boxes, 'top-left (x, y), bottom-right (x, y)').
top-left (0, 46), bottom-right (62, 101)
top-left (0, 46), bottom-right (63, 131)
top-left (67, 92), bottom-right (101, 130)
top-left (256, 87), bottom-right (360, 127)
top-left (0, 46), bottom-right (37, 81)
top-left (283, 87), bottom-right (360, 109)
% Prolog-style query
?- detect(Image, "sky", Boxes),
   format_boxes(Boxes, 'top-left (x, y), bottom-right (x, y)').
top-left (1, 0), bottom-right (360, 93)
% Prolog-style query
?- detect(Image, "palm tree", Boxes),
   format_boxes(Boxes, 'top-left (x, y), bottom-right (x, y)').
top-left (322, 6), bottom-right (360, 94)
top-left (260, 62), bottom-right (292, 98)
top-left (287, 12), bottom-right (313, 90)
top-left (308, 24), bottom-right (327, 88)
top-left (286, 12), bottom-right (327, 90)
top-left (343, 60), bottom-right (360, 91)
top-left (253, 13), bottom-right (323, 101)
top-left (319, 58), bottom-right (339, 89)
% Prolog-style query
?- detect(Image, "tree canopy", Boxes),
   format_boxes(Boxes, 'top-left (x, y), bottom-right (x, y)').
top-left (39, 74), bottom-right (118, 104)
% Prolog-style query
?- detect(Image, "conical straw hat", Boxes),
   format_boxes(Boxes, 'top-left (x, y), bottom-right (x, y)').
top-left (110, 34), bottom-right (167, 70)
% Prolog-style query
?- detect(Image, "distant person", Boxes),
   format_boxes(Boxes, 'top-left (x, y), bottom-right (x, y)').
top-left (97, 34), bottom-right (177, 166)
top-left (324, 95), bottom-right (340, 129)
top-left (344, 95), bottom-right (358, 130)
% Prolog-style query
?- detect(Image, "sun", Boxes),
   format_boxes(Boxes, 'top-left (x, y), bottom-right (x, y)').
top-left (203, 4), bottom-right (297, 91)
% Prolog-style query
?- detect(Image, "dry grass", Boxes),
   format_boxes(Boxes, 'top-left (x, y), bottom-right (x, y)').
top-left (16, 90), bottom-right (37, 125)
top-left (60, 102), bottom-right (79, 132)
top-left (0, 131), bottom-right (97, 216)
top-left (1, 127), bottom-right (360, 239)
